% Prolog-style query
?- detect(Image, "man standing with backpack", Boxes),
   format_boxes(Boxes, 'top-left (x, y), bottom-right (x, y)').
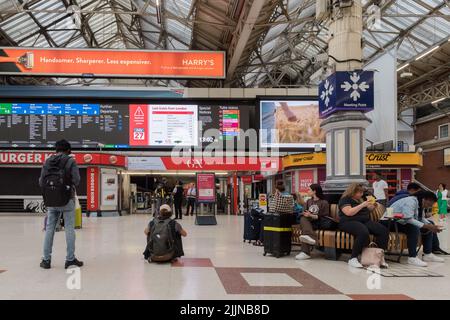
top-left (39, 140), bottom-right (83, 270)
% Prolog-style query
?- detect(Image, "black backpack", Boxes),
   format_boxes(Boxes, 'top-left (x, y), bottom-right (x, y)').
top-left (148, 218), bottom-right (175, 262)
top-left (41, 155), bottom-right (72, 207)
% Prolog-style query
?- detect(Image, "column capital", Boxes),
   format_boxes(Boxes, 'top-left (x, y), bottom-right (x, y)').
top-left (320, 112), bottom-right (372, 131)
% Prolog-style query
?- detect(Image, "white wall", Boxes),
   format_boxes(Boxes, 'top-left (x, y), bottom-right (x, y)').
top-left (365, 49), bottom-right (398, 148)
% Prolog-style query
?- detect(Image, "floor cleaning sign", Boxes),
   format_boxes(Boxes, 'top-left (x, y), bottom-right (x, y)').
top-left (0, 48), bottom-right (225, 79)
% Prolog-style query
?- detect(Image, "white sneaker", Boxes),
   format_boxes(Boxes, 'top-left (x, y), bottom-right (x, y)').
top-left (295, 252), bottom-right (311, 261)
top-left (299, 235), bottom-right (316, 245)
top-left (407, 257), bottom-right (428, 267)
top-left (423, 253), bottom-right (445, 263)
top-left (348, 258), bottom-right (363, 268)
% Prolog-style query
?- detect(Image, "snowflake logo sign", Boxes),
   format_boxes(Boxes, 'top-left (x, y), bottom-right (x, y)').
top-left (341, 72), bottom-right (370, 102)
top-left (320, 79), bottom-right (334, 107)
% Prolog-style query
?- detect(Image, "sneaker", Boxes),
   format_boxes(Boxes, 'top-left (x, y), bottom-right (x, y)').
top-left (295, 252), bottom-right (311, 261)
top-left (433, 248), bottom-right (450, 255)
top-left (299, 235), bottom-right (316, 246)
top-left (423, 253), bottom-right (445, 263)
top-left (407, 257), bottom-right (428, 267)
top-left (40, 260), bottom-right (51, 269)
top-left (348, 258), bottom-right (363, 268)
top-left (65, 258), bottom-right (84, 269)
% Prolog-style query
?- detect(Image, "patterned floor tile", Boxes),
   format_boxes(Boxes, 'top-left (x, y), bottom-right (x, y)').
top-left (172, 258), bottom-right (214, 268)
top-left (215, 267), bottom-right (341, 295)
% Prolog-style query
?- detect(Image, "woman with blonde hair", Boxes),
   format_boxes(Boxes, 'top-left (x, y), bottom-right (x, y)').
top-left (338, 183), bottom-right (389, 268)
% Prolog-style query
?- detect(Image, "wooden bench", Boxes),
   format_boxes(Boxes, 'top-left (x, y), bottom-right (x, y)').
top-left (292, 204), bottom-right (409, 260)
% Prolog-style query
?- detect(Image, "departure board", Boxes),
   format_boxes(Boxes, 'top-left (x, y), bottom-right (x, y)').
top-left (198, 105), bottom-right (250, 148)
top-left (0, 102), bottom-right (251, 149)
top-left (0, 103), bottom-right (129, 148)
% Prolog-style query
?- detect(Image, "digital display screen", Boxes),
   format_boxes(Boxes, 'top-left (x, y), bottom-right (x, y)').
top-left (259, 100), bottom-right (326, 148)
top-left (198, 105), bottom-right (250, 147)
top-left (0, 102), bottom-right (128, 148)
top-left (129, 104), bottom-right (198, 147)
top-left (1, 102), bottom-right (250, 149)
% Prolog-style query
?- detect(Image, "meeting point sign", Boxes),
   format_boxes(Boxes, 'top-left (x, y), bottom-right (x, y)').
top-left (0, 47), bottom-right (225, 79)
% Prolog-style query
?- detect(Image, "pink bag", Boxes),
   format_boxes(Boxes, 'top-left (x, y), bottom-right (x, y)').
top-left (361, 242), bottom-right (386, 268)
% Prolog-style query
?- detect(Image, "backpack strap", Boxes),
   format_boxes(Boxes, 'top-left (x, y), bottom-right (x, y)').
top-left (58, 155), bottom-right (72, 186)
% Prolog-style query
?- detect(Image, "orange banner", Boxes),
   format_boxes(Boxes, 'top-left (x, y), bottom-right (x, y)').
top-left (0, 47), bottom-right (225, 79)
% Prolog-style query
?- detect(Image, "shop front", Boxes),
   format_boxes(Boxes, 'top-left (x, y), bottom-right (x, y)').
top-left (283, 152), bottom-right (423, 199)
top-left (0, 151), bottom-right (126, 215)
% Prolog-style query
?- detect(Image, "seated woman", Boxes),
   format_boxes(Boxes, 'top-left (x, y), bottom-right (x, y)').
top-left (338, 183), bottom-right (389, 268)
top-left (295, 184), bottom-right (334, 261)
top-left (143, 204), bottom-right (187, 262)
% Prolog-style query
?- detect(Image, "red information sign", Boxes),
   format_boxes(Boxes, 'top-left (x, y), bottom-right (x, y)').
top-left (298, 170), bottom-right (314, 193)
top-left (87, 167), bottom-right (99, 211)
top-left (196, 173), bottom-right (216, 203)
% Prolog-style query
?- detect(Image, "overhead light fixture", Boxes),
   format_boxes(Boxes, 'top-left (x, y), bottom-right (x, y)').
top-left (415, 46), bottom-right (440, 61)
top-left (397, 63), bottom-right (409, 72)
top-left (432, 97), bottom-right (447, 105)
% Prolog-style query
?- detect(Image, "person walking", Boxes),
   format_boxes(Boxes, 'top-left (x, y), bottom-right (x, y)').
top-left (173, 180), bottom-right (184, 219)
top-left (437, 183), bottom-right (448, 220)
top-left (372, 173), bottom-right (389, 206)
top-left (39, 139), bottom-right (83, 269)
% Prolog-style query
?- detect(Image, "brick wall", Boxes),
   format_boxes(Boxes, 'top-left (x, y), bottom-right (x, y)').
top-left (415, 117), bottom-right (450, 144)
top-left (415, 149), bottom-right (450, 189)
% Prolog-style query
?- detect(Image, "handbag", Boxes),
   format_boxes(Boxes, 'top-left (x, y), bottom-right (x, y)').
top-left (361, 242), bottom-right (386, 268)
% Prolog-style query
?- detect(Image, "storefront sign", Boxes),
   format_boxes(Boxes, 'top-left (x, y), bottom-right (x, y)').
top-left (241, 176), bottom-right (253, 184)
top-left (0, 48), bottom-right (225, 79)
top-left (298, 170), bottom-right (314, 193)
top-left (283, 153), bottom-right (326, 169)
top-left (196, 173), bottom-right (216, 203)
top-left (366, 152), bottom-right (422, 166)
top-left (127, 156), bottom-right (281, 172)
top-left (253, 174), bottom-right (264, 182)
top-left (87, 167), bottom-right (99, 211)
top-left (283, 152), bottom-right (422, 169)
top-left (319, 70), bottom-right (374, 118)
top-left (0, 152), bottom-right (126, 167)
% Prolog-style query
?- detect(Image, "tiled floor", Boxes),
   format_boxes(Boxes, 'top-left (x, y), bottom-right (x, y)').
top-left (0, 214), bottom-right (449, 300)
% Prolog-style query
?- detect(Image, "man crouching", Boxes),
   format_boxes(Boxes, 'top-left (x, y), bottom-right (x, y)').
top-left (143, 204), bottom-right (187, 262)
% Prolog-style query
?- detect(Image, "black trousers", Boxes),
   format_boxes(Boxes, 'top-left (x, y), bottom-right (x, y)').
top-left (186, 198), bottom-right (196, 216)
top-left (174, 199), bottom-right (183, 219)
top-left (339, 220), bottom-right (389, 258)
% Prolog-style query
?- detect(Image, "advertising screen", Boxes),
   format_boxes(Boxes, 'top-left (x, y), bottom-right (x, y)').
top-left (0, 48), bottom-right (225, 79)
top-left (259, 100), bottom-right (326, 148)
top-left (196, 173), bottom-right (216, 203)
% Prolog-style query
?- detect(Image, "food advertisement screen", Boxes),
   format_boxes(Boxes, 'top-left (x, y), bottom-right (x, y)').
top-left (260, 100), bottom-right (326, 148)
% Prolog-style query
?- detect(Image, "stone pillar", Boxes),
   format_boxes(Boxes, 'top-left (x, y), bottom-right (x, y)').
top-left (322, 0), bottom-right (371, 201)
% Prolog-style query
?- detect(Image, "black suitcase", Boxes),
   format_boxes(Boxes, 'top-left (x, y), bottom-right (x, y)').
top-left (263, 213), bottom-right (294, 258)
top-left (243, 208), bottom-right (264, 243)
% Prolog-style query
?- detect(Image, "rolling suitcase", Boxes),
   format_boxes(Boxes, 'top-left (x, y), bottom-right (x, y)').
top-left (263, 213), bottom-right (294, 258)
top-left (243, 208), bottom-right (264, 243)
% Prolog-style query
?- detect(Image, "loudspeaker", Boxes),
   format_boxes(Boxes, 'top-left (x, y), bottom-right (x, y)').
top-left (195, 215), bottom-right (217, 225)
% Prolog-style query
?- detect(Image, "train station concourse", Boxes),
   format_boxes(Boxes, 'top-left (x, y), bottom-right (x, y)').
top-left (0, 0), bottom-right (449, 307)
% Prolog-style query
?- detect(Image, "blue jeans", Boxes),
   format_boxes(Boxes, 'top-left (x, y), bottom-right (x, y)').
top-left (380, 220), bottom-right (433, 257)
top-left (43, 199), bottom-right (76, 262)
